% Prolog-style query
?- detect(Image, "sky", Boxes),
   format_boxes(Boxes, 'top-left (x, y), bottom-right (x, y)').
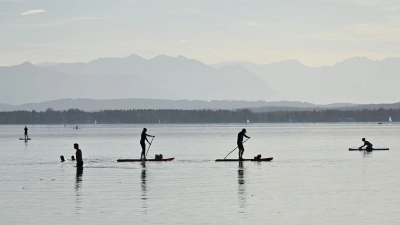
top-left (1, 0), bottom-right (400, 67)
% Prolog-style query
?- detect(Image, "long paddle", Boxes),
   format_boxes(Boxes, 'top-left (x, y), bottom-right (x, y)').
top-left (223, 138), bottom-right (249, 159)
top-left (145, 136), bottom-right (155, 158)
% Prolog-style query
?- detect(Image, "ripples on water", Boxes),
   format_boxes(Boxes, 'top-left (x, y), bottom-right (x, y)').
top-left (0, 123), bottom-right (399, 225)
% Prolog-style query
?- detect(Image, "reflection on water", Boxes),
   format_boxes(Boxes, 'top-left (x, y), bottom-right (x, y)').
top-left (141, 161), bottom-right (147, 214)
top-left (237, 161), bottom-right (246, 215)
top-left (75, 167), bottom-right (83, 214)
top-left (363, 150), bottom-right (373, 157)
top-left (0, 124), bottom-right (398, 225)
top-left (75, 168), bottom-right (83, 194)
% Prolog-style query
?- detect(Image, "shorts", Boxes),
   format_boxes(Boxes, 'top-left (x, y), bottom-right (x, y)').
top-left (140, 142), bottom-right (146, 152)
top-left (238, 143), bottom-right (244, 151)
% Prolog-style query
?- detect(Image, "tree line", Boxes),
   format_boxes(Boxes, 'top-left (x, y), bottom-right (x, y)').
top-left (0, 108), bottom-right (398, 124)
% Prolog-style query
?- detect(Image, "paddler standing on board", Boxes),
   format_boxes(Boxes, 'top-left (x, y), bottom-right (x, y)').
top-left (24, 126), bottom-right (28, 141)
top-left (140, 128), bottom-right (155, 160)
top-left (238, 129), bottom-right (250, 160)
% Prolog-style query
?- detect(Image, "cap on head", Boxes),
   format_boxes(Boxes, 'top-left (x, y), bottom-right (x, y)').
top-left (362, 138), bottom-right (365, 141)
top-left (143, 128), bottom-right (147, 132)
top-left (242, 128), bottom-right (247, 133)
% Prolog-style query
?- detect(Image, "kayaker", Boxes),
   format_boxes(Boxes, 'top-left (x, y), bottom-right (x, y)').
top-left (24, 126), bottom-right (28, 140)
top-left (140, 128), bottom-right (155, 160)
top-left (237, 129), bottom-right (250, 160)
top-left (74, 143), bottom-right (83, 168)
top-left (359, 138), bottom-right (373, 150)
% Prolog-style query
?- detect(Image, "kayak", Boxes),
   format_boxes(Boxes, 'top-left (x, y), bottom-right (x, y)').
top-left (349, 148), bottom-right (389, 151)
top-left (216, 157), bottom-right (273, 162)
top-left (19, 138), bottom-right (31, 140)
top-left (117, 157), bottom-right (174, 162)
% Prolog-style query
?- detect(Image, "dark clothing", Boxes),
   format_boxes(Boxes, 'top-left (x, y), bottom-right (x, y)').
top-left (77, 161), bottom-right (83, 168)
top-left (24, 127), bottom-right (28, 135)
top-left (140, 131), bottom-right (149, 144)
top-left (140, 142), bottom-right (146, 154)
top-left (76, 149), bottom-right (83, 164)
top-left (237, 131), bottom-right (249, 144)
top-left (238, 143), bottom-right (244, 151)
top-left (364, 141), bottom-right (373, 148)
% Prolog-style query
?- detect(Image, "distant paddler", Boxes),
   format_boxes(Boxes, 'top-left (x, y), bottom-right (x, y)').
top-left (24, 126), bottom-right (28, 141)
top-left (140, 128), bottom-right (155, 160)
top-left (237, 128), bottom-right (250, 160)
top-left (359, 138), bottom-right (373, 150)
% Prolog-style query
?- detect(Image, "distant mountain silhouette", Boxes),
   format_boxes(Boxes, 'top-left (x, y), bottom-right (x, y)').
top-left (0, 61), bottom-right (175, 104)
top-left (30, 54), bottom-right (283, 102)
top-left (211, 57), bottom-right (400, 104)
top-left (0, 103), bottom-right (12, 111)
top-left (0, 98), bottom-right (359, 112)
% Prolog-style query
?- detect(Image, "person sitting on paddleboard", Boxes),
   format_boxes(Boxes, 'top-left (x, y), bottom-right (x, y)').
top-left (237, 129), bottom-right (250, 160)
top-left (140, 128), bottom-right (155, 160)
top-left (359, 138), bottom-right (373, 150)
top-left (24, 126), bottom-right (28, 140)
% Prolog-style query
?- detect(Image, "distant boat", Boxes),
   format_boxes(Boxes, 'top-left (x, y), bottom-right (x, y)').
top-left (94, 120), bottom-right (97, 124)
top-left (159, 119), bottom-right (161, 124)
top-left (389, 117), bottom-right (392, 123)
top-left (247, 119), bottom-right (249, 123)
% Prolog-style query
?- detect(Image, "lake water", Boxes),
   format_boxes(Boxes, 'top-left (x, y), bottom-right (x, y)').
top-left (0, 123), bottom-right (398, 225)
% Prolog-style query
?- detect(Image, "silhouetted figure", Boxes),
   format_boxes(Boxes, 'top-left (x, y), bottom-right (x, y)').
top-left (75, 125), bottom-right (78, 129)
top-left (140, 128), bottom-right (155, 160)
top-left (24, 126), bottom-right (28, 141)
top-left (74, 143), bottom-right (83, 168)
top-left (359, 138), bottom-right (373, 150)
top-left (60, 155), bottom-right (65, 162)
top-left (237, 129), bottom-right (250, 160)
top-left (71, 155), bottom-right (75, 161)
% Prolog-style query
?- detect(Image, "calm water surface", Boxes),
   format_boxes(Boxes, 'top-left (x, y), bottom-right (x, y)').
top-left (0, 123), bottom-right (398, 225)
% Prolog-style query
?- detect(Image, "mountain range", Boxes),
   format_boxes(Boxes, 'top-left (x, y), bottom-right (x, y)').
top-left (2, 98), bottom-right (399, 112)
top-left (211, 57), bottom-right (400, 104)
top-left (1, 54), bottom-right (399, 106)
top-left (0, 55), bottom-right (282, 105)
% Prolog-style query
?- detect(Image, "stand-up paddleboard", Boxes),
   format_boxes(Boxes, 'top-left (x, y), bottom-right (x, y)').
top-left (216, 157), bottom-right (273, 162)
top-left (349, 148), bottom-right (389, 151)
top-left (117, 157), bottom-right (174, 162)
top-left (19, 138), bottom-right (31, 140)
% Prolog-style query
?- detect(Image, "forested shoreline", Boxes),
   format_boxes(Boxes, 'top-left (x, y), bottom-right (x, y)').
top-left (0, 108), bottom-right (398, 124)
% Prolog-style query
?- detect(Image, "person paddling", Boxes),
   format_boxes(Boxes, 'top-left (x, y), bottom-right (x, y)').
top-left (24, 126), bottom-right (28, 141)
top-left (237, 128), bottom-right (250, 160)
top-left (140, 128), bottom-right (155, 160)
top-left (74, 143), bottom-right (83, 168)
top-left (359, 138), bottom-right (373, 150)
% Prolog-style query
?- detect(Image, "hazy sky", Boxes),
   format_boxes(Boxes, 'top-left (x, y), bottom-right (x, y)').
top-left (1, 0), bottom-right (399, 67)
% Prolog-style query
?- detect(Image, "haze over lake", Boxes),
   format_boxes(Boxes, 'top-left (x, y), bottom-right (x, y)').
top-left (1, 123), bottom-right (399, 225)
top-left (1, 0), bottom-right (400, 224)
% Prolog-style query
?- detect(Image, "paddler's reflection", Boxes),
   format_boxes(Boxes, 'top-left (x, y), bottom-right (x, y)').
top-left (141, 161), bottom-right (147, 194)
top-left (238, 161), bottom-right (244, 185)
top-left (363, 149), bottom-right (373, 157)
top-left (75, 167), bottom-right (83, 194)
top-left (238, 161), bottom-right (246, 214)
top-left (141, 161), bottom-right (148, 214)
